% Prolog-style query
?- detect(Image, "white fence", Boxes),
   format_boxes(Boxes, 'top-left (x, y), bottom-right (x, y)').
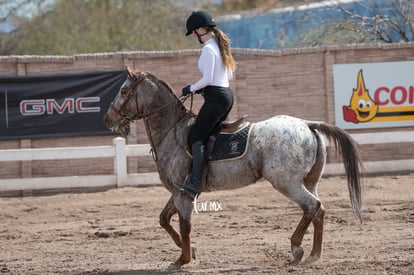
top-left (323, 131), bottom-right (414, 175)
top-left (0, 138), bottom-right (159, 192)
top-left (0, 131), bottom-right (414, 192)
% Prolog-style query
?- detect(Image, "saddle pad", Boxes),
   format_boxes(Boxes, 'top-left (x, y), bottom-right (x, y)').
top-left (208, 123), bottom-right (253, 162)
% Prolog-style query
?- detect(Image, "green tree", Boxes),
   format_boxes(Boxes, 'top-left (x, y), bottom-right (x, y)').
top-left (1, 0), bottom-right (195, 55)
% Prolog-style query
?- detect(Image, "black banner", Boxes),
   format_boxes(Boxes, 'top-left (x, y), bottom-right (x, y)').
top-left (0, 70), bottom-right (126, 140)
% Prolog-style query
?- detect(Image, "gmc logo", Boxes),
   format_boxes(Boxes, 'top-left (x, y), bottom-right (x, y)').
top-left (20, 97), bottom-right (101, 116)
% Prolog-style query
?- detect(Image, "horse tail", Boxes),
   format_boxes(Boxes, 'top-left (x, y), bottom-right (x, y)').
top-left (307, 121), bottom-right (363, 222)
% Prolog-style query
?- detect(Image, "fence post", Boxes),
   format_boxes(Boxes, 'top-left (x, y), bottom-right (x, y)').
top-left (113, 137), bottom-right (127, 187)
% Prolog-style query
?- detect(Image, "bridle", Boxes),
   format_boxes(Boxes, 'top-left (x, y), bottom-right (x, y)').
top-left (109, 72), bottom-right (193, 161)
top-left (109, 73), bottom-right (144, 122)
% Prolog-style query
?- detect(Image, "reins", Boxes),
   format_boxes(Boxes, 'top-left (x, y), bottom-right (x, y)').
top-left (110, 74), bottom-right (193, 121)
top-left (111, 72), bottom-right (194, 162)
top-left (144, 94), bottom-right (191, 162)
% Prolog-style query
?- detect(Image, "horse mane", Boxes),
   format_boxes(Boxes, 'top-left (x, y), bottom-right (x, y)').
top-left (126, 67), bottom-right (178, 100)
top-left (142, 72), bottom-right (191, 117)
top-left (127, 69), bottom-right (191, 116)
top-left (145, 72), bottom-right (177, 98)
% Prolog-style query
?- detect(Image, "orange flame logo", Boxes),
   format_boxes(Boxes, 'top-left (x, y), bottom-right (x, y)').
top-left (342, 70), bottom-right (378, 123)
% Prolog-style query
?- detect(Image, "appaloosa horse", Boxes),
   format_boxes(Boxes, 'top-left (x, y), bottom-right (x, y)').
top-left (103, 67), bottom-right (363, 270)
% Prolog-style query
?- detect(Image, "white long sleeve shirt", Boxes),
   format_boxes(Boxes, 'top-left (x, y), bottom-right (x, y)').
top-left (190, 38), bottom-right (233, 92)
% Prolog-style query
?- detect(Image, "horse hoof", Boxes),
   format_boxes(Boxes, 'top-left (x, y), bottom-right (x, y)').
top-left (301, 255), bottom-right (319, 265)
top-left (167, 263), bottom-right (181, 272)
top-left (290, 247), bottom-right (304, 265)
top-left (192, 246), bottom-right (197, 260)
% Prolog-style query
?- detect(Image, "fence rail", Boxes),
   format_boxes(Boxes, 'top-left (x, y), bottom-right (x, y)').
top-left (1, 131), bottom-right (413, 192)
top-left (0, 138), bottom-right (158, 192)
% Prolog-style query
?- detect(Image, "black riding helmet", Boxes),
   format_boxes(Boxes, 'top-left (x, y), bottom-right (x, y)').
top-left (185, 11), bottom-right (216, 36)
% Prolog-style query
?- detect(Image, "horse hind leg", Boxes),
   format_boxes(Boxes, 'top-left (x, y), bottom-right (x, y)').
top-left (267, 172), bottom-right (321, 264)
top-left (300, 171), bottom-right (325, 265)
top-left (302, 204), bottom-right (325, 265)
top-left (301, 128), bottom-right (327, 264)
top-left (288, 185), bottom-right (322, 265)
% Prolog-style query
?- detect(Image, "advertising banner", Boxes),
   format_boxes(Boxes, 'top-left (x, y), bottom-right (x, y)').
top-left (0, 70), bottom-right (126, 140)
top-left (333, 61), bottom-right (414, 129)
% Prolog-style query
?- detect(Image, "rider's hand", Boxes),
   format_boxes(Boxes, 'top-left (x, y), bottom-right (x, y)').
top-left (182, 85), bottom-right (192, 97)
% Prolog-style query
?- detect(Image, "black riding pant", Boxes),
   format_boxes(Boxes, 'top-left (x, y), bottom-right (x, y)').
top-left (189, 85), bottom-right (234, 146)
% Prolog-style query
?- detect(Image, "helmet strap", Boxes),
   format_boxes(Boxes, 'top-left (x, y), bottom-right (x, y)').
top-left (195, 30), bottom-right (209, 44)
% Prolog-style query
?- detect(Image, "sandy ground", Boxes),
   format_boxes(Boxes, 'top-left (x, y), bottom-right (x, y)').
top-left (0, 174), bottom-right (413, 274)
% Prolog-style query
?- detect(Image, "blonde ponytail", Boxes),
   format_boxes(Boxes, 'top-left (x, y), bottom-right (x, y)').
top-left (211, 28), bottom-right (237, 72)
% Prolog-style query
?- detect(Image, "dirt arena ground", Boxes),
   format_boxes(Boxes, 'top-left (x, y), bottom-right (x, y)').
top-left (0, 174), bottom-right (413, 274)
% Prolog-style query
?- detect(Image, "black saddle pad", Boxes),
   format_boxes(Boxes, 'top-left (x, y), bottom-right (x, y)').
top-left (208, 123), bottom-right (252, 162)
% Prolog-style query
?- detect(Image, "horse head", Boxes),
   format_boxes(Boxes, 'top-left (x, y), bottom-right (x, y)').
top-left (103, 66), bottom-right (187, 136)
top-left (103, 67), bottom-right (143, 135)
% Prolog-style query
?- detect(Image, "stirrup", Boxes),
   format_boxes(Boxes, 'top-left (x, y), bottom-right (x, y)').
top-left (172, 181), bottom-right (199, 199)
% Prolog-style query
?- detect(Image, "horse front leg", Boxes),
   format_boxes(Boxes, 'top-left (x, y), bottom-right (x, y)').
top-left (161, 193), bottom-right (195, 270)
top-left (159, 195), bottom-right (182, 248)
top-left (171, 210), bottom-right (192, 267)
top-left (167, 192), bottom-right (195, 270)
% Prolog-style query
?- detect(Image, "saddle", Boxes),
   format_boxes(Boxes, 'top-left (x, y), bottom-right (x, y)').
top-left (220, 115), bottom-right (248, 133)
top-left (184, 115), bottom-right (253, 193)
top-left (186, 115), bottom-right (253, 162)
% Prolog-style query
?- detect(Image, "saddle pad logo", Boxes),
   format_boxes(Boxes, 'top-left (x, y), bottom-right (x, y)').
top-left (209, 124), bottom-right (252, 162)
top-left (229, 141), bottom-right (240, 155)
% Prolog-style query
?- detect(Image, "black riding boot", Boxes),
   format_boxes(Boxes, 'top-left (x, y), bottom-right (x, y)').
top-left (188, 141), bottom-right (205, 197)
top-left (176, 141), bottom-right (205, 198)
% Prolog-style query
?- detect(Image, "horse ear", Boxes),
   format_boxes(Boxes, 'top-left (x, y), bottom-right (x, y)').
top-left (125, 66), bottom-right (134, 79)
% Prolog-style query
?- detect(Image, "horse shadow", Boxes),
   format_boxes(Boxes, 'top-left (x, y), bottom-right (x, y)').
top-left (82, 267), bottom-right (264, 274)
top-left (82, 269), bottom-right (188, 275)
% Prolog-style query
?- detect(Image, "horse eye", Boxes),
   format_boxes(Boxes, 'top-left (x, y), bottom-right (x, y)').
top-left (121, 87), bottom-right (129, 96)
